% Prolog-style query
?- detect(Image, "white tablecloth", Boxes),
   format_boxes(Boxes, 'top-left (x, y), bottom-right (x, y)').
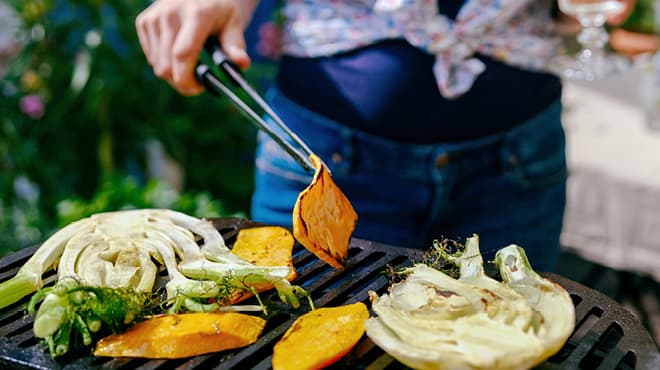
top-left (560, 61), bottom-right (660, 282)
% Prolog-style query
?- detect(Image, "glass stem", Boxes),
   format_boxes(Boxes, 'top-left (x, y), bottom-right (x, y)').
top-left (577, 15), bottom-right (609, 63)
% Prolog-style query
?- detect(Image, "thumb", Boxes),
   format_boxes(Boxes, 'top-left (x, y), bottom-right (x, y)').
top-left (221, 22), bottom-right (251, 70)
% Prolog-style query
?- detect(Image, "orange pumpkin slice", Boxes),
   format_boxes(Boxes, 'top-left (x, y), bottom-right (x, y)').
top-left (93, 312), bottom-right (265, 359)
top-left (272, 302), bottom-right (369, 370)
top-left (232, 225), bottom-right (297, 282)
top-left (229, 226), bottom-right (298, 303)
top-left (292, 154), bottom-right (358, 268)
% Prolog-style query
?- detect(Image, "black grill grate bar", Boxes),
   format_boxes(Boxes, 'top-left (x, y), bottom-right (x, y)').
top-left (290, 245), bottom-right (368, 284)
top-left (7, 329), bottom-right (36, 348)
top-left (0, 346), bottom-right (52, 370)
top-left (0, 307), bottom-right (28, 328)
top-left (301, 251), bottom-right (383, 293)
top-left (0, 246), bottom-right (38, 276)
top-left (120, 357), bottom-right (156, 369)
top-left (290, 248), bottom-right (315, 266)
top-left (313, 251), bottom-right (387, 293)
top-left (99, 356), bottom-right (139, 369)
top-left (0, 268), bottom-right (21, 283)
top-left (289, 259), bottom-right (332, 288)
top-left (327, 274), bottom-right (390, 309)
top-left (309, 263), bottom-right (393, 309)
top-left (171, 353), bottom-right (213, 370)
top-left (133, 359), bottom-right (173, 370)
top-left (368, 353), bottom-right (397, 369)
top-left (85, 356), bottom-right (114, 368)
top-left (0, 313), bottom-right (32, 339)
top-left (599, 348), bottom-right (630, 369)
top-left (244, 355), bottom-right (271, 370)
top-left (573, 300), bottom-right (600, 326)
top-left (566, 331), bottom-right (601, 368)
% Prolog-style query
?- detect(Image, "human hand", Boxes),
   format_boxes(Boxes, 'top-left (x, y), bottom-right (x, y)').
top-left (136, 0), bottom-right (256, 96)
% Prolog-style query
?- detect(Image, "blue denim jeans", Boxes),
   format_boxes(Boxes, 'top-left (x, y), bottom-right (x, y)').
top-left (251, 87), bottom-right (567, 272)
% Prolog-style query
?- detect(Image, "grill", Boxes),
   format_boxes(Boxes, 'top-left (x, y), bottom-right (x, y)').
top-left (1, 217), bottom-right (658, 370)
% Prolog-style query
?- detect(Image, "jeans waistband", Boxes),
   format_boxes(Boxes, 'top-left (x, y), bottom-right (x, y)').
top-left (266, 86), bottom-right (563, 180)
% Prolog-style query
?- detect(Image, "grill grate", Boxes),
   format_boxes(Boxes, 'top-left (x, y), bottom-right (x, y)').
top-left (1, 217), bottom-right (658, 370)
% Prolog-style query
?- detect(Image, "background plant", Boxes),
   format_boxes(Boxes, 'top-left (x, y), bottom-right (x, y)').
top-left (0, 0), bottom-right (280, 256)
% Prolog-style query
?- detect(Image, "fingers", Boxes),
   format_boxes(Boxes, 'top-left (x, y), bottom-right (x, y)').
top-left (136, 3), bottom-right (171, 78)
top-left (135, 14), bottom-right (151, 64)
top-left (221, 20), bottom-right (251, 70)
top-left (171, 16), bottom-right (207, 95)
top-left (156, 13), bottom-right (178, 82)
top-left (135, 0), bottom-right (253, 96)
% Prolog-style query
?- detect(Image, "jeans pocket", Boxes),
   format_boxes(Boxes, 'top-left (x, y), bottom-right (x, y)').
top-left (502, 124), bottom-right (568, 189)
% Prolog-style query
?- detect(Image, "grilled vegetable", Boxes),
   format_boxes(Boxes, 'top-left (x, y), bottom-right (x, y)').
top-left (94, 312), bottom-right (266, 358)
top-left (495, 244), bottom-right (576, 364)
top-left (232, 226), bottom-right (298, 285)
top-left (0, 209), bottom-right (309, 357)
top-left (364, 235), bottom-right (575, 370)
top-left (28, 280), bottom-right (156, 357)
top-left (272, 302), bottom-right (369, 370)
top-left (293, 154), bottom-right (358, 269)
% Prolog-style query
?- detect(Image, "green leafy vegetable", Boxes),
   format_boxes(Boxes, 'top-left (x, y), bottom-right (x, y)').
top-left (28, 279), bottom-right (156, 357)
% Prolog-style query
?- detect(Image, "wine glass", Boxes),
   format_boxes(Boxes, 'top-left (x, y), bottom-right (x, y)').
top-left (554, 0), bottom-right (630, 80)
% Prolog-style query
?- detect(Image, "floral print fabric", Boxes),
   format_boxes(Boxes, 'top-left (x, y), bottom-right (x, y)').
top-left (281, 0), bottom-right (559, 98)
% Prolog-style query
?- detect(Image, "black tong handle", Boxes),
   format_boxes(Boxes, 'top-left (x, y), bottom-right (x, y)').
top-left (202, 37), bottom-right (241, 86)
top-left (195, 38), bottom-right (316, 173)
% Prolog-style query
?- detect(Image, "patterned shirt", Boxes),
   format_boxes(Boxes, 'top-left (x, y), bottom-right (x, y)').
top-left (281, 0), bottom-right (559, 98)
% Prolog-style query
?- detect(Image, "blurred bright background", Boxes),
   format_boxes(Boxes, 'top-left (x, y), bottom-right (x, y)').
top-left (0, 0), bottom-right (658, 258)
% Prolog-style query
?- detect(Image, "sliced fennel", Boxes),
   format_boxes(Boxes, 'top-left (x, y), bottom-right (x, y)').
top-left (364, 235), bottom-right (575, 370)
top-left (0, 209), bottom-right (309, 357)
top-left (495, 244), bottom-right (576, 362)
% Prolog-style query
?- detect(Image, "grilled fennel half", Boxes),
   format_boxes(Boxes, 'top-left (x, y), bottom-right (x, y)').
top-left (364, 235), bottom-right (575, 370)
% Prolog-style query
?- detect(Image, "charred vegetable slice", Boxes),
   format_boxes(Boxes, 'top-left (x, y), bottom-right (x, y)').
top-left (293, 154), bottom-right (358, 269)
top-left (272, 302), bottom-right (369, 370)
top-left (93, 312), bottom-right (266, 358)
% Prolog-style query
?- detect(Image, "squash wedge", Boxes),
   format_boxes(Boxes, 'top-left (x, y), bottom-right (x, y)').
top-left (292, 154), bottom-right (358, 268)
top-left (228, 226), bottom-right (298, 303)
top-left (232, 226), bottom-right (297, 282)
top-left (93, 312), bottom-right (265, 359)
top-left (272, 302), bottom-right (369, 370)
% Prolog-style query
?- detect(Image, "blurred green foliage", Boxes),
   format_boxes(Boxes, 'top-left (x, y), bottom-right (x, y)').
top-left (621, 0), bottom-right (657, 34)
top-left (0, 0), bottom-right (273, 256)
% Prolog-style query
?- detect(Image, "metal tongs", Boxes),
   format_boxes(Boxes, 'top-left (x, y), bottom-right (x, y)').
top-left (195, 38), bottom-right (316, 173)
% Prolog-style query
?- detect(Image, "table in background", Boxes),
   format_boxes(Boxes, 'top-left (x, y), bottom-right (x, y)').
top-left (560, 59), bottom-right (660, 283)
